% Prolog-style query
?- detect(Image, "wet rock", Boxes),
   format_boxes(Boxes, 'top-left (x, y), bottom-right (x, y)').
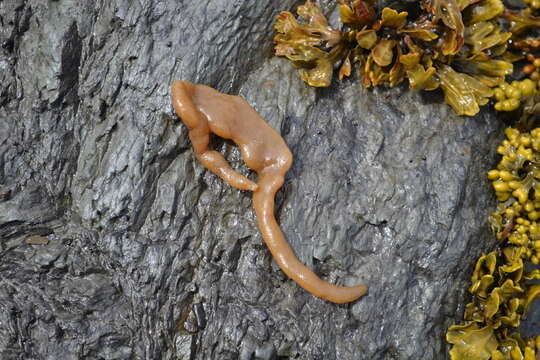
top-left (0, 1), bottom-right (530, 360)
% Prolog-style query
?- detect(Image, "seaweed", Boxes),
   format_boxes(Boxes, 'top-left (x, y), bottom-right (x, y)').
top-left (274, 0), bottom-right (515, 116)
top-left (447, 128), bottom-right (540, 359)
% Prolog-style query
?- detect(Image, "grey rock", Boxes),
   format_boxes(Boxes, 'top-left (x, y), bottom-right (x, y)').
top-left (0, 1), bottom-right (531, 360)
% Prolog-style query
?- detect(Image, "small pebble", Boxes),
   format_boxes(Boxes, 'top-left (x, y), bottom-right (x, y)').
top-left (25, 235), bottom-right (50, 245)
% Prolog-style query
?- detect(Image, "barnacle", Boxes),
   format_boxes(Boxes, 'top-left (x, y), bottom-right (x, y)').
top-left (448, 128), bottom-right (540, 360)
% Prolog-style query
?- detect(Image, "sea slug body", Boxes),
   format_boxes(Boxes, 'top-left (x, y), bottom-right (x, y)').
top-left (171, 80), bottom-right (367, 303)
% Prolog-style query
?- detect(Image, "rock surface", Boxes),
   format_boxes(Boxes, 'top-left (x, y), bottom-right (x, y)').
top-left (0, 1), bottom-right (532, 359)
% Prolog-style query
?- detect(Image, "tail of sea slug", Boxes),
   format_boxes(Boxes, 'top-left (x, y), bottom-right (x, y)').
top-left (253, 172), bottom-right (368, 304)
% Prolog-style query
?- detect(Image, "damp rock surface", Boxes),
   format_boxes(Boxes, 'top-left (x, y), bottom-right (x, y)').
top-left (0, 1), bottom-right (524, 359)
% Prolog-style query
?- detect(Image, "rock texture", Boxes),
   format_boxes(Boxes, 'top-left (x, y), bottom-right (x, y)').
top-left (0, 1), bottom-right (532, 359)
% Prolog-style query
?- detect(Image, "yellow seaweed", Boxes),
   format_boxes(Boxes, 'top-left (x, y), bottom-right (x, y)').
top-left (447, 323), bottom-right (498, 360)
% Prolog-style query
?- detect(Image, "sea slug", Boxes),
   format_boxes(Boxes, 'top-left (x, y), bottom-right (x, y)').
top-left (171, 81), bottom-right (367, 303)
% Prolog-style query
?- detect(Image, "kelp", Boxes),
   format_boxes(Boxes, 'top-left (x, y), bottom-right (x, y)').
top-left (447, 323), bottom-right (498, 360)
top-left (463, 0), bottom-right (504, 24)
top-left (438, 65), bottom-right (493, 116)
top-left (274, 1), bottom-right (344, 87)
top-left (274, 0), bottom-right (514, 116)
top-left (487, 2), bottom-right (540, 118)
top-left (337, 0), bottom-right (376, 29)
top-left (432, 0), bottom-right (465, 54)
top-left (506, 9), bottom-right (540, 36)
top-left (447, 128), bottom-right (540, 359)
